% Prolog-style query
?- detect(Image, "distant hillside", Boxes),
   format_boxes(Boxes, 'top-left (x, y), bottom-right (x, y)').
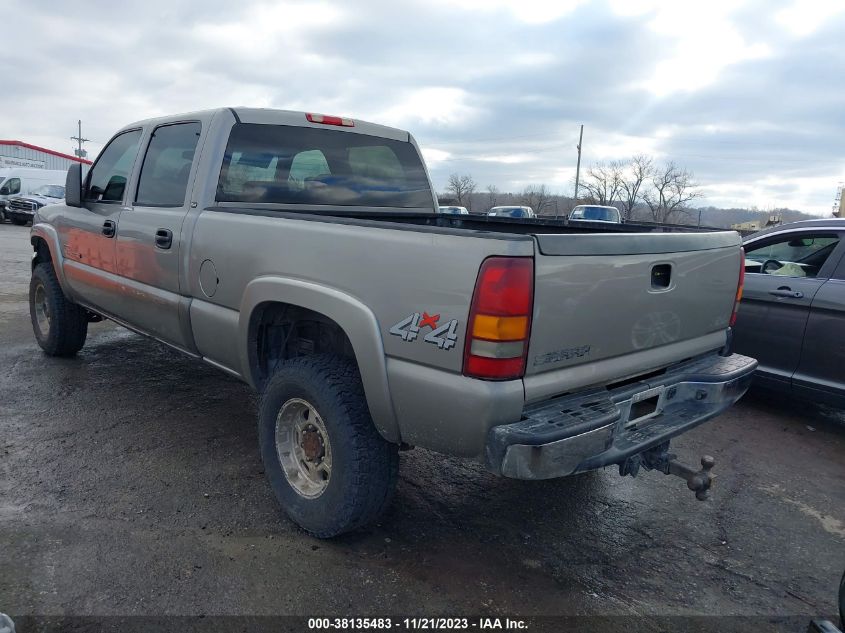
top-left (669, 206), bottom-right (821, 229)
top-left (441, 190), bottom-right (824, 228)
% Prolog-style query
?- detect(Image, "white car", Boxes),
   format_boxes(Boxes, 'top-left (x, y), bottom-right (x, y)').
top-left (438, 205), bottom-right (469, 215)
top-left (487, 205), bottom-right (535, 219)
top-left (569, 205), bottom-right (622, 224)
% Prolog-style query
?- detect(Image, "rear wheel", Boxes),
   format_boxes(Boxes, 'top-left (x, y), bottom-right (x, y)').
top-left (29, 263), bottom-right (88, 356)
top-left (258, 355), bottom-right (399, 538)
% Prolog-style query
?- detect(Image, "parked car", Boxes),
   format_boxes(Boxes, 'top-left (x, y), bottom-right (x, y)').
top-left (732, 218), bottom-right (845, 408)
top-left (0, 168), bottom-right (67, 221)
top-left (30, 107), bottom-right (755, 537)
top-left (5, 184), bottom-right (65, 226)
top-left (569, 204), bottom-right (622, 224)
top-left (438, 205), bottom-right (468, 215)
top-left (488, 205), bottom-right (535, 218)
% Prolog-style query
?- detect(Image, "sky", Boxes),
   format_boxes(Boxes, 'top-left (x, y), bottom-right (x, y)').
top-left (2, 0), bottom-right (844, 214)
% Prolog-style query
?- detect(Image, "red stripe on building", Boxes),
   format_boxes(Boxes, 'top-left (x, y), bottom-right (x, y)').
top-left (0, 140), bottom-right (93, 165)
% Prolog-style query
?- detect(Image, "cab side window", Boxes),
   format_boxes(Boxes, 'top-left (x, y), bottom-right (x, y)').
top-left (135, 122), bottom-right (201, 207)
top-left (86, 130), bottom-right (142, 203)
top-left (744, 232), bottom-right (840, 278)
top-left (0, 178), bottom-right (21, 195)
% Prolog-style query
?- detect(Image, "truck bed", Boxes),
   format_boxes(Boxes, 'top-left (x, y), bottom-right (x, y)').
top-left (194, 205), bottom-right (741, 454)
top-left (211, 206), bottom-right (717, 236)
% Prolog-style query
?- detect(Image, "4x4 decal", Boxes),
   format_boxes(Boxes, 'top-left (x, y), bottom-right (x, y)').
top-left (389, 311), bottom-right (459, 350)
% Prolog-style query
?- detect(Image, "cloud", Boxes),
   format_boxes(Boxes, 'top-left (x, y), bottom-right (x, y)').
top-left (775, 0), bottom-right (845, 37)
top-left (2, 0), bottom-right (843, 214)
top-left (376, 87), bottom-right (481, 128)
top-left (431, 0), bottom-right (588, 24)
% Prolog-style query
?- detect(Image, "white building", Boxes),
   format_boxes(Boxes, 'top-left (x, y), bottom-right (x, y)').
top-left (0, 140), bottom-right (92, 171)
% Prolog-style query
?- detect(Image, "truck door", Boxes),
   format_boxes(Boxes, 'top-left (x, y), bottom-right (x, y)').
top-left (114, 121), bottom-right (202, 349)
top-left (733, 229), bottom-right (841, 388)
top-left (59, 129), bottom-right (143, 316)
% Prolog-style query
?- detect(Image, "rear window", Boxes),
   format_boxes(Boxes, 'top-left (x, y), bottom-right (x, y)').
top-left (491, 207), bottom-right (527, 217)
top-left (216, 123), bottom-right (432, 208)
top-left (571, 206), bottom-right (620, 221)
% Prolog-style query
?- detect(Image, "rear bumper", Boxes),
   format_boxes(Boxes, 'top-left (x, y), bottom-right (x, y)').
top-left (485, 352), bottom-right (757, 479)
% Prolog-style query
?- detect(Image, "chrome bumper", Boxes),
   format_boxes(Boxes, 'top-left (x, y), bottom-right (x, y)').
top-left (485, 352), bottom-right (757, 480)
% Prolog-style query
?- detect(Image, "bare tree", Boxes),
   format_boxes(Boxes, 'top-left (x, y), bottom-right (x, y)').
top-left (521, 184), bottom-right (553, 215)
top-left (446, 173), bottom-right (477, 210)
top-left (581, 161), bottom-right (624, 205)
top-left (642, 162), bottom-right (702, 224)
top-left (485, 184), bottom-right (500, 211)
top-left (619, 154), bottom-right (653, 220)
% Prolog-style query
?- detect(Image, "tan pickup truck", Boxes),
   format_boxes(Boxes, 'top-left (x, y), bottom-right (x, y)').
top-left (29, 107), bottom-right (756, 537)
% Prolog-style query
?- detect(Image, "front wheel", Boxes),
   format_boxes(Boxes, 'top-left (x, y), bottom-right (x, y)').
top-left (11, 217), bottom-right (28, 226)
top-left (258, 355), bottom-right (399, 538)
top-left (29, 263), bottom-right (88, 356)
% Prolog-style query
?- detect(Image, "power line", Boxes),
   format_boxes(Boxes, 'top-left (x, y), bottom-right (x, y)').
top-left (423, 129), bottom-right (819, 151)
top-left (423, 129), bottom-right (579, 147)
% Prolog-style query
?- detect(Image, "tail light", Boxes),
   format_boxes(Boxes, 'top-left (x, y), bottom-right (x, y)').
top-left (730, 248), bottom-right (745, 327)
top-left (463, 257), bottom-right (534, 380)
top-left (306, 113), bottom-right (355, 127)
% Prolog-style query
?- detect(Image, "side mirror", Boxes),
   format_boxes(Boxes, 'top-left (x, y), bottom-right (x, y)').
top-left (65, 163), bottom-right (83, 207)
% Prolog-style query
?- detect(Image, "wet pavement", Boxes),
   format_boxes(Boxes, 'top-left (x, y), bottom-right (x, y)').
top-left (1, 223), bottom-right (843, 627)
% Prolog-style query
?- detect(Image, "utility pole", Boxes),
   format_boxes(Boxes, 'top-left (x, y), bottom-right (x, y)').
top-left (71, 120), bottom-right (89, 159)
top-left (573, 124), bottom-right (584, 203)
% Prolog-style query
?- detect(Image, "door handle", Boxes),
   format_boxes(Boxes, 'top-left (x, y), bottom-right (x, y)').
top-left (102, 220), bottom-right (116, 238)
top-left (769, 287), bottom-right (804, 299)
top-left (155, 228), bottom-right (173, 250)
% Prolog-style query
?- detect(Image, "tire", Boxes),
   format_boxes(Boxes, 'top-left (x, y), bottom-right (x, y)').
top-left (258, 354), bottom-right (399, 538)
top-left (11, 217), bottom-right (28, 226)
top-left (29, 262), bottom-right (88, 356)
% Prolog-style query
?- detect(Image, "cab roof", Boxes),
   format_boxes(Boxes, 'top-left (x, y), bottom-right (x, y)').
top-left (119, 107), bottom-right (412, 142)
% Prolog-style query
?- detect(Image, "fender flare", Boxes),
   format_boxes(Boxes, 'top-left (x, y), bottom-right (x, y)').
top-left (238, 276), bottom-right (400, 443)
top-left (29, 223), bottom-right (74, 298)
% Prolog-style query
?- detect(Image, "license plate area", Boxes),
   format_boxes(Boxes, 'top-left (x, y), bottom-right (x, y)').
top-left (625, 386), bottom-right (665, 428)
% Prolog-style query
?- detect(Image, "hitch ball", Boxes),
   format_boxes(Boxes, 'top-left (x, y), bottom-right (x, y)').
top-left (670, 455), bottom-right (716, 501)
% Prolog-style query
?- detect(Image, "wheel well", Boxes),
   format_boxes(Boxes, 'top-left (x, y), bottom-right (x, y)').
top-left (31, 237), bottom-right (52, 269)
top-left (248, 302), bottom-right (356, 391)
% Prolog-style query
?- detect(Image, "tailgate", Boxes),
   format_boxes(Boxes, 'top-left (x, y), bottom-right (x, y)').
top-left (526, 231), bottom-right (742, 380)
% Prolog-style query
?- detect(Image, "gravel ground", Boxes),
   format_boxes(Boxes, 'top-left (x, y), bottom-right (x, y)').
top-left (1, 223), bottom-right (843, 631)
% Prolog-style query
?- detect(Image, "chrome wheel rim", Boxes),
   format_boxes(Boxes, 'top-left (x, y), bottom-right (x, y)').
top-left (275, 398), bottom-right (332, 499)
top-left (33, 283), bottom-right (50, 338)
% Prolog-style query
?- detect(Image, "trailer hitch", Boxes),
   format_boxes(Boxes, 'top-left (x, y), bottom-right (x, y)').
top-left (618, 442), bottom-right (716, 501)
